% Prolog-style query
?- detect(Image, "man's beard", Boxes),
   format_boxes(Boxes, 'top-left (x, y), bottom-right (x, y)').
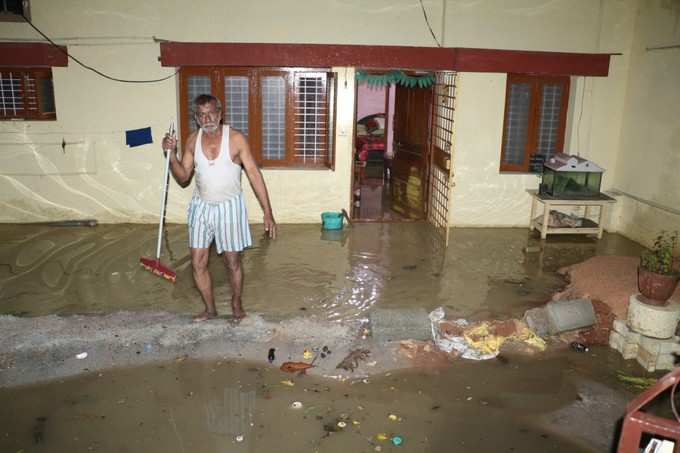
top-left (201, 123), bottom-right (219, 133)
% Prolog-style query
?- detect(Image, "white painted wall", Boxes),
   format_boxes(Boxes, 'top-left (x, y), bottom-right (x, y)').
top-left (609, 0), bottom-right (680, 248)
top-left (448, 0), bottom-right (638, 227)
top-left (1, 0), bottom-right (672, 247)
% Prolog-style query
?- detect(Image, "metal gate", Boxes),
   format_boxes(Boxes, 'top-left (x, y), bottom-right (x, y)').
top-left (426, 71), bottom-right (457, 246)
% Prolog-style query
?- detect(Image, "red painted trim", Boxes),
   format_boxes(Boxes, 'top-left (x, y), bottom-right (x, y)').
top-left (159, 42), bottom-right (610, 77)
top-left (454, 48), bottom-right (610, 76)
top-left (0, 43), bottom-right (68, 67)
top-left (160, 42), bottom-right (456, 70)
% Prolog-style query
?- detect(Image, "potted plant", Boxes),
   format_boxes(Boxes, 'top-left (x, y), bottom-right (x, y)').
top-left (638, 231), bottom-right (680, 305)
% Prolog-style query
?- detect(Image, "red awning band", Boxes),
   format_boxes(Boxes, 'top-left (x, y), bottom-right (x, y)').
top-left (0, 43), bottom-right (68, 67)
top-left (159, 42), bottom-right (610, 77)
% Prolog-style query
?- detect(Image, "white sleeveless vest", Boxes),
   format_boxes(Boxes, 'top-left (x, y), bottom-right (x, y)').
top-left (194, 125), bottom-right (242, 202)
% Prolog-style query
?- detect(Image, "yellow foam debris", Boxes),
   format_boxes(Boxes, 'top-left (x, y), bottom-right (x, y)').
top-left (463, 321), bottom-right (545, 356)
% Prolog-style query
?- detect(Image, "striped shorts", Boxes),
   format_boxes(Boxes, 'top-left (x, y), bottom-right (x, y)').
top-left (187, 193), bottom-right (253, 253)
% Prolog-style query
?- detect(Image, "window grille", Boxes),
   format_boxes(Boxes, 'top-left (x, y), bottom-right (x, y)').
top-left (294, 73), bottom-right (328, 164)
top-left (0, 71), bottom-right (23, 116)
top-left (0, 68), bottom-right (55, 120)
top-left (261, 76), bottom-right (286, 161)
top-left (0, 0), bottom-right (29, 21)
top-left (500, 74), bottom-right (569, 172)
top-left (179, 67), bottom-right (335, 168)
top-left (536, 84), bottom-right (563, 158)
top-left (186, 74), bottom-right (211, 132)
top-left (502, 82), bottom-right (531, 166)
top-left (224, 76), bottom-right (249, 137)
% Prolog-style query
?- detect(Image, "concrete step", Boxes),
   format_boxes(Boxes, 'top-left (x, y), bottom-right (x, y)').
top-left (369, 308), bottom-right (431, 341)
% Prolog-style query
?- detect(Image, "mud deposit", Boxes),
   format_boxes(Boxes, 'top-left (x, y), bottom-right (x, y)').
top-left (0, 348), bottom-right (637, 453)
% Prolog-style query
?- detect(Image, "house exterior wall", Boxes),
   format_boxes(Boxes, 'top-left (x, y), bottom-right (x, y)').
top-left (448, 0), bottom-right (637, 227)
top-left (609, 0), bottom-right (680, 248)
top-left (0, 0), bottom-right (367, 224)
top-left (1, 0), bottom-right (670, 248)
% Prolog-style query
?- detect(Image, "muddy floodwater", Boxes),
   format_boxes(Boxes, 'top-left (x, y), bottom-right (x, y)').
top-left (0, 223), bottom-right (643, 320)
top-left (0, 349), bottom-right (640, 453)
top-left (0, 223), bottom-right (651, 451)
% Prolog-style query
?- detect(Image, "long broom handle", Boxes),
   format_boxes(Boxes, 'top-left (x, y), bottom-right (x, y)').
top-left (156, 125), bottom-right (174, 260)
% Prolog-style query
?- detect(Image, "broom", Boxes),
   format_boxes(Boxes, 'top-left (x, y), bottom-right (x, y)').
top-left (139, 123), bottom-right (177, 282)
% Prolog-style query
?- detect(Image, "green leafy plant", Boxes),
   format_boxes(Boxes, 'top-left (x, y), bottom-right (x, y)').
top-left (640, 231), bottom-right (678, 275)
top-left (616, 372), bottom-right (656, 392)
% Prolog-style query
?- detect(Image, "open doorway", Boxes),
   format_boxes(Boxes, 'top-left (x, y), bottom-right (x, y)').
top-left (351, 72), bottom-right (433, 221)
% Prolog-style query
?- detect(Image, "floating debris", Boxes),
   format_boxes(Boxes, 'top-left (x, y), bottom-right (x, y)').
top-left (323, 422), bottom-right (340, 433)
top-left (280, 361), bottom-right (314, 375)
top-left (570, 342), bottom-right (589, 353)
top-left (336, 349), bottom-right (370, 372)
top-left (268, 348), bottom-right (276, 363)
top-left (291, 401), bottom-right (303, 409)
top-left (429, 307), bottom-right (545, 360)
top-left (280, 380), bottom-right (295, 387)
top-left (616, 372), bottom-right (656, 391)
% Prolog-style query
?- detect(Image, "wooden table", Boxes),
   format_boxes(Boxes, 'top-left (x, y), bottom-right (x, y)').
top-left (527, 189), bottom-right (616, 239)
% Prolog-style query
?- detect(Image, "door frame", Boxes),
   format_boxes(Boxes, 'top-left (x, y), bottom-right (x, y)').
top-left (349, 69), bottom-right (454, 235)
top-left (424, 71), bottom-right (457, 246)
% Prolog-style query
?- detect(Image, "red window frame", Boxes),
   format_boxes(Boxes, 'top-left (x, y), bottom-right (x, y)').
top-left (499, 74), bottom-right (570, 173)
top-left (0, 67), bottom-right (56, 120)
top-left (179, 66), bottom-right (335, 169)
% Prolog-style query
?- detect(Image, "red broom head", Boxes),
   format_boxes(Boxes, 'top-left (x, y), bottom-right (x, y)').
top-left (139, 257), bottom-right (176, 283)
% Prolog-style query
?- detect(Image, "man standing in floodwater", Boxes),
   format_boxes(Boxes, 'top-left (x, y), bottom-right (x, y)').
top-left (162, 94), bottom-right (277, 322)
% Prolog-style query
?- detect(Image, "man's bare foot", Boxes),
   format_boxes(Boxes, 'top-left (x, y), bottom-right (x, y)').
top-left (230, 304), bottom-right (246, 325)
top-left (192, 311), bottom-right (217, 322)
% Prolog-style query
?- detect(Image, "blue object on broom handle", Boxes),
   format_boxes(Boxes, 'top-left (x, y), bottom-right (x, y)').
top-left (156, 123), bottom-right (175, 260)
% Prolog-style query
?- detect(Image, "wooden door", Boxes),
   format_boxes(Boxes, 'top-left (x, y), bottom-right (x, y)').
top-left (426, 71), bottom-right (457, 246)
top-left (390, 82), bottom-right (433, 219)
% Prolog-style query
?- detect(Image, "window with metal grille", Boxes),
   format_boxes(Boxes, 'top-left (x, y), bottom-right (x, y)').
top-left (294, 72), bottom-right (329, 165)
top-left (224, 75), bottom-right (249, 137)
top-left (185, 74), bottom-right (211, 133)
top-left (261, 75), bottom-right (286, 161)
top-left (0, 0), bottom-right (29, 22)
top-left (179, 67), bottom-right (335, 169)
top-left (500, 74), bottom-right (569, 173)
top-left (0, 68), bottom-right (56, 120)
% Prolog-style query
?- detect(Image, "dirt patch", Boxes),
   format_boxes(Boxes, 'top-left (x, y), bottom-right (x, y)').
top-left (554, 255), bottom-right (680, 319)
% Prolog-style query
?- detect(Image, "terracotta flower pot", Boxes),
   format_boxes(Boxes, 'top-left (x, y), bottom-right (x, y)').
top-left (638, 266), bottom-right (680, 305)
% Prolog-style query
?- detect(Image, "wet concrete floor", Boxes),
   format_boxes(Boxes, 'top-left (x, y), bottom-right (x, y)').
top-left (0, 223), bottom-right (643, 320)
top-left (0, 348), bottom-right (641, 453)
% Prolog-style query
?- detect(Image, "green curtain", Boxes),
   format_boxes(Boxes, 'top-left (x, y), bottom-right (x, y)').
top-left (355, 70), bottom-right (435, 88)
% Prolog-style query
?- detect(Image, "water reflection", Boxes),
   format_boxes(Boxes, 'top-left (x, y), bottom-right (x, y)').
top-left (0, 223), bottom-right (643, 321)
